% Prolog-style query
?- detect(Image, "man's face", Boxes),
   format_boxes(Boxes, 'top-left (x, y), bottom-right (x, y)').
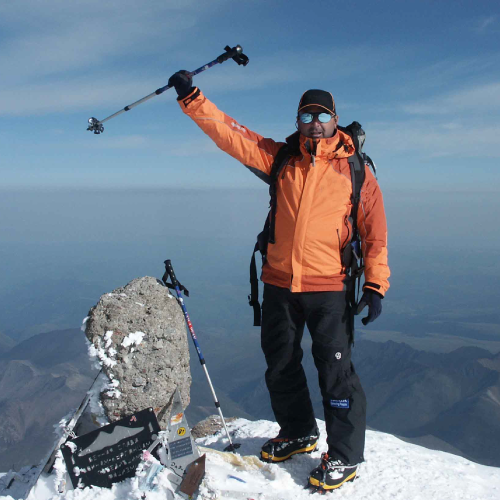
top-left (297, 105), bottom-right (338, 139)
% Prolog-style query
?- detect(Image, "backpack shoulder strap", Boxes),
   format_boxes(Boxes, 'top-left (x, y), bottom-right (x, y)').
top-left (268, 144), bottom-right (291, 244)
top-left (268, 131), bottom-right (300, 244)
top-left (342, 122), bottom-right (368, 339)
top-left (249, 134), bottom-right (299, 326)
top-left (340, 122), bottom-right (366, 231)
top-left (348, 151), bottom-right (365, 229)
top-left (248, 144), bottom-right (290, 327)
top-left (270, 143), bottom-right (292, 181)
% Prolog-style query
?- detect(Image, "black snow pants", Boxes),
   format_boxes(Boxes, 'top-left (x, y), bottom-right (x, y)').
top-left (261, 283), bottom-right (366, 465)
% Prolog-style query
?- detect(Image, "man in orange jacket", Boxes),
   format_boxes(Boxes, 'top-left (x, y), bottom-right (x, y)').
top-left (168, 70), bottom-right (390, 492)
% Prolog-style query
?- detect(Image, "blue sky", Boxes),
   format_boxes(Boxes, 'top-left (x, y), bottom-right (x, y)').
top-left (1, 0), bottom-right (499, 190)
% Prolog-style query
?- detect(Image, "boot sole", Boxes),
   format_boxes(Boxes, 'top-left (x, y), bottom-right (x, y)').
top-left (260, 442), bottom-right (317, 463)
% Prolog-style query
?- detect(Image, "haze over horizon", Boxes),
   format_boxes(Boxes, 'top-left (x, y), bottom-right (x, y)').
top-left (1, 187), bottom-right (499, 357)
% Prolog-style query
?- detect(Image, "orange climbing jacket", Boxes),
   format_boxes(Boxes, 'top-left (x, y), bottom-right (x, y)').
top-left (178, 88), bottom-right (390, 300)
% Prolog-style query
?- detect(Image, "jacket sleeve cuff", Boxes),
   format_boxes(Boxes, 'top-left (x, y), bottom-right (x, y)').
top-left (177, 87), bottom-right (200, 107)
top-left (363, 282), bottom-right (385, 297)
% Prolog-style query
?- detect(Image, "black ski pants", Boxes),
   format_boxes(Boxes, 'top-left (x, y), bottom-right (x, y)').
top-left (261, 283), bottom-right (366, 465)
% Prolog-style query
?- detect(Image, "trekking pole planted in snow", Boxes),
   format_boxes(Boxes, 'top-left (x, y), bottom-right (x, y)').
top-left (87, 44), bottom-right (249, 134)
top-left (162, 260), bottom-right (241, 453)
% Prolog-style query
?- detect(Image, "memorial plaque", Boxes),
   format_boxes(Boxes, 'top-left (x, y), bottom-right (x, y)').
top-left (167, 388), bottom-right (200, 479)
top-left (61, 408), bottom-right (161, 489)
top-left (170, 436), bottom-right (194, 460)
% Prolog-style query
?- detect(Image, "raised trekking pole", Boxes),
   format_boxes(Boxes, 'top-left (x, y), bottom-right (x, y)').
top-left (162, 260), bottom-right (241, 453)
top-left (87, 44), bottom-right (249, 134)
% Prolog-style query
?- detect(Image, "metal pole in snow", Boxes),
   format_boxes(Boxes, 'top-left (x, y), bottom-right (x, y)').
top-left (162, 260), bottom-right (240, 452)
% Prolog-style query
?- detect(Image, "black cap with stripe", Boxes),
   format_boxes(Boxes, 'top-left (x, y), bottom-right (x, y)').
top-left (298, 89), bottom-right (336, 115)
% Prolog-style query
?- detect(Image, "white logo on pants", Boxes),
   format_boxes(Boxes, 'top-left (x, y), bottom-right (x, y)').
top-left (335, 352), bottom-right (341, 360)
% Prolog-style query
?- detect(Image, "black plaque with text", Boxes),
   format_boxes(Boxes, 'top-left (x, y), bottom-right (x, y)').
top-left (61, 408), bottom-right (161, 489)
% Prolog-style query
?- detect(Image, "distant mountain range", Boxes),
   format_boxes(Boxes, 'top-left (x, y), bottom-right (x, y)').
top-left (0, 331), bottom-right (15, 354)
top-left (0, 329), bottom-right (96, 471)
top-left (356, 340), bottom-right (500, 466)
top-left (0, 328), bottom-right (499, 471)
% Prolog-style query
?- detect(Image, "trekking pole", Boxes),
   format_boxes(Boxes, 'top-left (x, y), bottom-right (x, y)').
top-left (87, 44), bottom-right (249, 134)
top-left (162, 260), bottom-right (241, 453)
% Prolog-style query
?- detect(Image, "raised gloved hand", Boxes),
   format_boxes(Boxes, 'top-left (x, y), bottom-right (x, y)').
top-left (356, 290), bottom-right (383, 325)
top-left (168, 70), bottom-right (194, 99)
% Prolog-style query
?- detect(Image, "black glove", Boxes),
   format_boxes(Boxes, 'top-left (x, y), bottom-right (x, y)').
top-left (356, 290), bottom-right (383, 325)
top-left (168, 70), bottom-right (194, 99)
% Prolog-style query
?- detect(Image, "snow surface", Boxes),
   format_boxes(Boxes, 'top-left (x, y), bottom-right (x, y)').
top-left (3, 418), bottom-right (500, 500)
top-left (122, 332), bottom-right (145, 348)
top-left (88, 333), bottom-right (117, 368)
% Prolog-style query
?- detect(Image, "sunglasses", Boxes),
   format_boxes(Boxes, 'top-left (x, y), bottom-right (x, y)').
top-left (298, 112), bottom-right (335, 124)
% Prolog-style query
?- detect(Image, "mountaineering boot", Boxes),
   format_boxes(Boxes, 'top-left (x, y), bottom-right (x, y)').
top-left (260, 432), bottom-right (319, 463)
top-left (308, 453), bottom-right (358, 491)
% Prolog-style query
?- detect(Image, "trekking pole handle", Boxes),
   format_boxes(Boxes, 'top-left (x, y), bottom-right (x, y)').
top-left (216, 45), bottom-right (249, 66)
top-left (156, 44), bottom-right (248, 95)
top-left (164, 260), bottom-right (205, 364)
top-left (164, 259), bottom-right (179, 288)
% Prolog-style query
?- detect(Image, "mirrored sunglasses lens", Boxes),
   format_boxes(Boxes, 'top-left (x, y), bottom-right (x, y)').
top-left (299, 113), bottom-right (313, 124)
top-left (318, 113), bottom-right (332, 123)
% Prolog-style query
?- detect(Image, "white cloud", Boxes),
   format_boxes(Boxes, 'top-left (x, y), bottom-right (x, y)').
top-left (0, 41), bottom-right (398, 116)
top-left (399, 56), bottom-right (500, 94)
top-left (200, 44), bottom-right (403, 94)
top-left (401, 82), bottom-right (500, 115)
top-left (0, 0), bottom-right (224, 86)
top-left (0, 74), bottom-right (160, 115)
top-left (88, 135), bottom-right (219, 155)
top-left (366, 119), bottom-right (500, 158)
top-left (475, 15), bottom-right (497, 33)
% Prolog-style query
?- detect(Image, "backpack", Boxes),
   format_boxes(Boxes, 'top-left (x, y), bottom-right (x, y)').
top-left (248, 122), bottom-right (377, 334)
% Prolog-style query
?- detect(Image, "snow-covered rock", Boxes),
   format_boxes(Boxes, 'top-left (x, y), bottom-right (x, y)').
top-left (84, 276), bottom-right (191, 427)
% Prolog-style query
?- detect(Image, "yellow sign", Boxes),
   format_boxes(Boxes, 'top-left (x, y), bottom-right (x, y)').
top-left (177, 427), bottom-right (186, 436)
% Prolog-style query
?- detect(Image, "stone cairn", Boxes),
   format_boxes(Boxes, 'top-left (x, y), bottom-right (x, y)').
top-left (84, 276), bottom-right (191, 428)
